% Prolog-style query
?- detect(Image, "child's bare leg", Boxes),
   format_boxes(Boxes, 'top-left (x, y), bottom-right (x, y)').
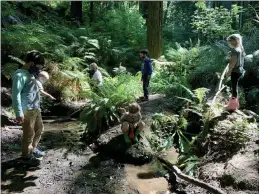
top-left (133, 120), bottom-right (145, 143)
top-left (138, 121), bottom-right (145, 131)
top-left (121, 122), bottom-right (129, 133)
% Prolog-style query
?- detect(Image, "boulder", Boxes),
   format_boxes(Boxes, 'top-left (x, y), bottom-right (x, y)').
top-left (49, 101), bottom-right (89, 117)
top-left (221, 152), bottom-right (259, 191)
top-left (1, 87), bottom-right (12, 107)
top-left (96, 126), bottom-right (153, 165)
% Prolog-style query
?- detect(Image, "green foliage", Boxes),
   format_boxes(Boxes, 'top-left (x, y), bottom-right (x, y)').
top-left (150, 112), bottom-right (201, 176)
top-left (2, 63), bottom-right (20, 80)
top-left (112, 65), bottom-right (127, 75)
top-left (2, 24), bottom-right (63, 56)
top-left (189, 42), bottom-right (229, 89)
top-left (165, 41), bottom-right (200, 70)
top-left (192, 3), bottom-right (243, 42)
top-left (178, 154), bottom-right (199, 176)
top-left (92, 8), bottom-right (146, 49)
top-left (152, 41), bottom-right (202, 111)
top-left (241, 5), bottom-right (259, 54)
top-left (247, 88), bottom-right (259, 104)
top-left (206, 121), bottom-right (250, 159)
top-left (164, 1), bottom-right (197, 43)
top-left (151, 158), bottom-right (168, 177)
top-left (231, 122), bottom-right (251, 145)
top-left (80, 73), bottom-right (142, 136)
top-left (238, 88), bottom-right (246, 108)
top-left (46, 65), bottom-right (91, 101)
top-left (177, 86), bottom-right (210, 117)
top-left (1, 1), bottom-right (18, 16)
top-left (150, 113), bottom-right (193, 152)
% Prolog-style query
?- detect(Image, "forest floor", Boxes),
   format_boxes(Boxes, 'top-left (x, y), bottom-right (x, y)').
top-left (1, 95), bottom-right (174, 194)
top-left (1, 94), bottom-right (259, 194)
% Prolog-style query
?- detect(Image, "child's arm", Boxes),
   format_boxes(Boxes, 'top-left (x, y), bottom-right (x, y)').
top-left (133, 112), bottom-right (142, 127)
top-left (40, 89), bottom-right (56, 100)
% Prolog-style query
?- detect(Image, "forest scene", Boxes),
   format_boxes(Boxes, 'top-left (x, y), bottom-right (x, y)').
top-left (1, 1), bottom-right (259, 194)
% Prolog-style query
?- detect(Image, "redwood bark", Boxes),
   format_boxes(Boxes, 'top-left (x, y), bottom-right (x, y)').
top-left (147, 1), bottom-right (163, 59)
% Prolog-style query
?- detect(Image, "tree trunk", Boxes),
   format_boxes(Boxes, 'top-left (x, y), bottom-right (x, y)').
top-left (71, 1), bottom-right (83, 22)
top-left (147, 1), bottom-right (163, 59)
top-left (89, 1), bottom-right (94, 25)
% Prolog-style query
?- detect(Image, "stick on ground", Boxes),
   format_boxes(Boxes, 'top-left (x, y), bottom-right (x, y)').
top-left (157, 157), bottom-right (226, 194)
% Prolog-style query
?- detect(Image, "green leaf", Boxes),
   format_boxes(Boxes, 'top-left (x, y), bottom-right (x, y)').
top-left (178, 134), bottom-right (190, 153)
top-left (184, 162), bottom-right (197, 176)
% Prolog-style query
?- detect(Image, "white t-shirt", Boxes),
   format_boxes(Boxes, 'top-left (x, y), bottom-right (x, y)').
top-left (36, 79), bottom-right (43, 90)
top-left (92, 70), bottom-right (103, 86)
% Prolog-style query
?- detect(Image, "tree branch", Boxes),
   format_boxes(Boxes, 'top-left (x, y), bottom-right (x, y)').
top-left (211, 64), bottom-right (229, 106)
top-left (157, 157), bottom-right (226, 194)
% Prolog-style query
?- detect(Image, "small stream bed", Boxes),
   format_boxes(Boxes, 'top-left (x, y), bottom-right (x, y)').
top-left (1, 119), bottom-right (173, 194)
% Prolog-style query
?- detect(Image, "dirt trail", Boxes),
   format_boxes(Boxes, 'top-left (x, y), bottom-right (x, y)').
top-left (1, 94), bottom-right (177, 194)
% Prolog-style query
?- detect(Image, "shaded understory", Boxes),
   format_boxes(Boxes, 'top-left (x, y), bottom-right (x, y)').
top-left (1, 95), bottom-right (259, 194)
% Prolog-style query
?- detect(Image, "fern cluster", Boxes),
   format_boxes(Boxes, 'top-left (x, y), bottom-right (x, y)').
top-left (80, 73), bottom-right (142, 136)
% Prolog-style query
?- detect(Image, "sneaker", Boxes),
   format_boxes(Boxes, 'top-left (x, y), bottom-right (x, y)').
top-left (33, 148), bottom-right (46, 158)
top-left (21, 155), bottom-right (41, 166)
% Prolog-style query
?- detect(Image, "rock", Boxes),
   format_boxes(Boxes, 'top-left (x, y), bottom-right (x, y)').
top-left (50, 101), bottom-right (89, 117)
top-left (222, 152), bottom-right (259, 191)
top-left (252, 50), bottom-right (259, 66)
top-left (96, 126), bottom-right (153, 165)
top-left (1, 87), bottom-right (12, 107)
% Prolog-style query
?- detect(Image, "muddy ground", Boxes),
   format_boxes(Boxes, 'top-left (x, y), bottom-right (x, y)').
top-left (1, 95), bottom-right (259, 194)
top-left (1, 95), bottom-right (174, 194)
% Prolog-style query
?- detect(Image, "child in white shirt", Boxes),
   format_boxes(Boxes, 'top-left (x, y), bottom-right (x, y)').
top-left (37, 71), bottom-right (56, 100)
top-left (89, 63), bottom-right (103, 87)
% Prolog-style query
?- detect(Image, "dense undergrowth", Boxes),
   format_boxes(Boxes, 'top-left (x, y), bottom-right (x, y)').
top-left (1, 1), bottom-right (259, 177)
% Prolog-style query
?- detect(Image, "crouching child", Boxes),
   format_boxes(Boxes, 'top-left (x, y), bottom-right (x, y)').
top-left (119, 103), bottom-right (145, 144)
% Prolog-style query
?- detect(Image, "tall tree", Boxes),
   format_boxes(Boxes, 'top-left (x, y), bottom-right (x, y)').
top-left (71, 1), bottom-right (82, 22)
top-left (147, 1), bottom-right (163, 59)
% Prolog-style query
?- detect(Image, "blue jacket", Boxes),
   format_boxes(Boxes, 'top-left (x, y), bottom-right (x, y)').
top-left (12, 69), bottom-right (40, 117)
top-left (142, 57), bottom-right (153, 75)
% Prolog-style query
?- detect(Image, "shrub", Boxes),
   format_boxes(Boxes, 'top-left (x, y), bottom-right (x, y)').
top-left (189, 42), bottom-right (229, 89)
top-left (1, 24), bottom-right (63, 57)
top-left (192, 2), bottom-right (242, 42)
top-left (80, 73), bottom-right (142, 137)
top-left (93, 8), bottom-right (146, 49)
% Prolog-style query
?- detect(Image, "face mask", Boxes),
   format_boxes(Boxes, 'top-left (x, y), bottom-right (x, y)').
top-left (88, 70), bottom-right (95, 76)
top-left (28, 65), bottom-right (40, 75)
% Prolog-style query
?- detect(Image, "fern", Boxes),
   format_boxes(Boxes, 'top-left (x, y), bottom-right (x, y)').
top-left (193, 88), bottom-right (210, 104)
top-left (80, 73), bottom-right (142, 136)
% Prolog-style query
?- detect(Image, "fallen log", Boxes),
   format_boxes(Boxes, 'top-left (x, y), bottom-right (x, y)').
top-left (157, 157), bottom-right (226, 194)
